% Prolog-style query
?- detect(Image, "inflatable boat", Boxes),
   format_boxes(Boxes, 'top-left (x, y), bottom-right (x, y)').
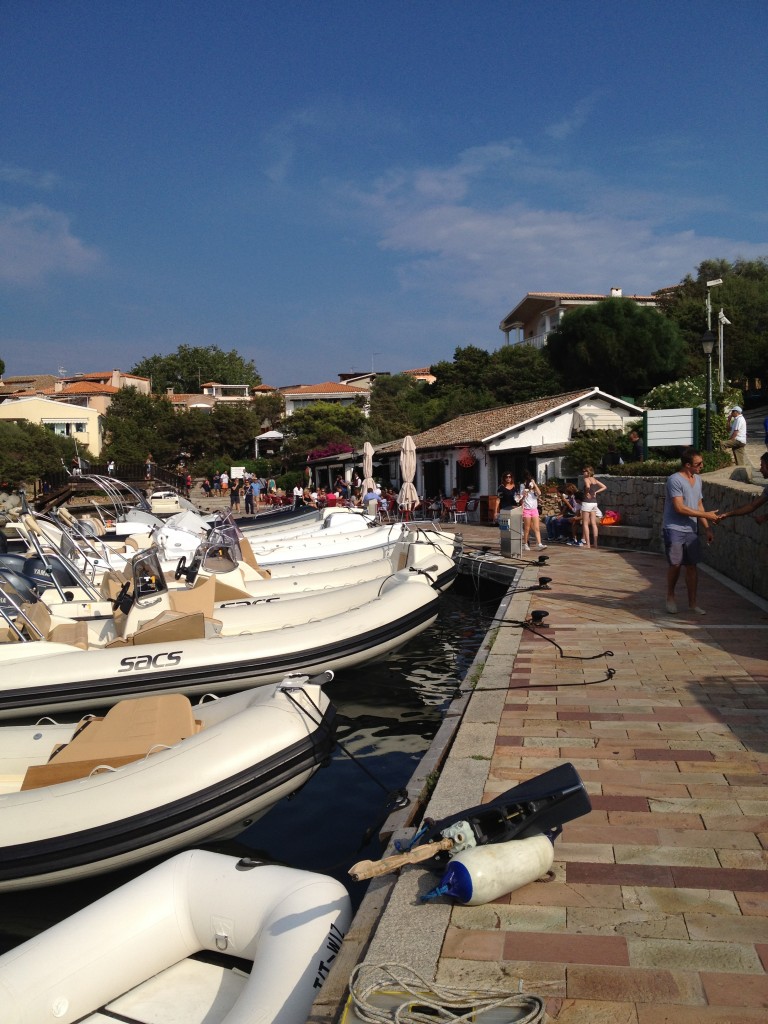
top-left (0, 849), bottom-right (351, 1024)
top-left (0, 564), bottom-right (439, 717)
top-left (0, 678), bottom-right (335, 890)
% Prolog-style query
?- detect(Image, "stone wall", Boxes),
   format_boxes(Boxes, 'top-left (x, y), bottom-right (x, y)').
top-left (598, 474), bottom-right (767, 601)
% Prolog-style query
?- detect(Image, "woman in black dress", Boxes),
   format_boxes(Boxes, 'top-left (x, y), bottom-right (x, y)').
top-left (496, 473), bottom-right (520, 522)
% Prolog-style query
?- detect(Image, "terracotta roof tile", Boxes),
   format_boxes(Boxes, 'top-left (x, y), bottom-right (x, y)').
top-left (55, 381), bottom-right (119, 395)
top-left (375, 388), bottom-right (595, 452)
top-left (280, 381), bottom-right (369, 396)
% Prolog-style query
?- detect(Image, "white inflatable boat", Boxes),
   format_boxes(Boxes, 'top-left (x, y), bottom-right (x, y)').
top-left (0, 849), bottom-right (351, 1024)
top-left (0, 678), bottom-right (335, 890)
top-left (0, 565), bottom-right (439, 717)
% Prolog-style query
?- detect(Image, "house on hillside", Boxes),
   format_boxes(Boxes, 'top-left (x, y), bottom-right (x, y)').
top-left (0, 396), bottom-right (103, 455)
top-left (279, 381), bottom-right (371, 417)
top-left (371, 387), bottom-right (643, 501)
top-left (0, 374), bottom-right (59, 402)
top-left (200, 382), bottom-right (252, 404)
top-left (498, 287), bottom-right (660, 349)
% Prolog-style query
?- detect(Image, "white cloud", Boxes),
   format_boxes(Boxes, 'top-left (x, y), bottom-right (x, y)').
top-left (343, 141), bottom-right (768, 309)
top-left (545, 96), bottom-right (600, 141)
top-left (0, 163), bottom-right (60, 190)
top-left (0, 204), bottom-right (102, 286)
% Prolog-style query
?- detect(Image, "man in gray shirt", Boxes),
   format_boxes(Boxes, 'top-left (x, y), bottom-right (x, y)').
top-left (663, 448), bottom-right (719, 615)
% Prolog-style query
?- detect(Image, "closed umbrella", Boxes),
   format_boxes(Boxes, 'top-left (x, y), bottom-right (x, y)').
top-left (362, 442), bottom-right (376, 493)
top-left (397, 435), bottom-right (418, 508)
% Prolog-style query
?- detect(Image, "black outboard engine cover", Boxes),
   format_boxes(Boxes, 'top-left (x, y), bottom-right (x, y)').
top-left (0, 566), bottom-right (38, 606)
top-left (0, 554), bottom-right (81, 595)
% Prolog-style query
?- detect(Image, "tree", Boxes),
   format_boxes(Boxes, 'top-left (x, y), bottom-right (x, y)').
top-left (366, 374), bottom-right (429, 443)
top-left (209, 403), bottom-right (264, 463)
top-left (656, 258), bottom-right (768, 385)
top-left (546, 298), bottom-right (688, 398)
top-left (482, 345), bottom-right (562, 405)
top-left (131, 344), bottom-right (261, 395)
top-left (0, 420), bottom-right (79, 488)
top-left (281, 403), bottom-right (367, 466)
top-left (428, 346), bottom-right (496, 420)
top-left (101, 387), bottom-right (177, 466)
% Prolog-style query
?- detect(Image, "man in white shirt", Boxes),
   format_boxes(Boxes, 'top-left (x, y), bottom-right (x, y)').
top-left (721, 405), bottom-right (748, 465)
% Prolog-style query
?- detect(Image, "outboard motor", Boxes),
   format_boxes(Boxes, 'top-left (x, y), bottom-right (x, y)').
top-left (0, 566), bottom-right (38, 606)
top-left (0, 553), bottom-right (82, 598)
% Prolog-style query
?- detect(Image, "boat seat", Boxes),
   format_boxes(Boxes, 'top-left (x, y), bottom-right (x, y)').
top-left (210, 575), bottom-right (254, 602)
top-left (239, 536), bottom-right (271, 578)
top-left (106, 609), bottom-right (222, 647)
top-left (20, 693), bottom-right (202, 790)
top-left (168, 573), bottom-right (217, 618)
top-left (99, 567), bottom-right (131, 602)
top-left (17, 600), bottom-right (89, 650)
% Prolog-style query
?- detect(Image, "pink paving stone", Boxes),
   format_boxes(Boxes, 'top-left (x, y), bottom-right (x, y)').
top-left (590, 795), bottom-right (650, 812)
top-left (503, 931), bottom-right (629, 966)
top-left (563, 824), bottom-right (659, 845)
top-left (700, 972), bottom-right (768, 1006)
top-left (736, 892), bottom-right (768, 916)
top-left (567, 863), bottom-right (674, 887)
top-left (670, 866), bottom-right (768, 892)
top-left (493, 734), bottom-right (524, 746)
top-left (565, 964), bottom-right (704, 1004)
top-left (441, 926), bottom-right (504, 961)
top-left (634, 749), bottom-right (716, 761)
top-left (637, 1006), bottom-right (768, 1023)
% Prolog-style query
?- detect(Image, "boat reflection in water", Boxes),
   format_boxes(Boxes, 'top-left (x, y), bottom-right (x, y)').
top-left (0, 573), bottom-right (506, 947)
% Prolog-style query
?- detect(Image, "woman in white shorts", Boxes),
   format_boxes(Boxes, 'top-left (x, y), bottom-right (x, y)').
top-left (581, 465), bottom-right (607, 548)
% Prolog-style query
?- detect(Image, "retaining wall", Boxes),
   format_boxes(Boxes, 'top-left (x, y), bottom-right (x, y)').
top-left (599, 474), bottom-right (767, 601)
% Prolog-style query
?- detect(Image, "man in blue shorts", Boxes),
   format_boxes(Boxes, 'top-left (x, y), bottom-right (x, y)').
top-left (663, 448), bottom-right (719, 615)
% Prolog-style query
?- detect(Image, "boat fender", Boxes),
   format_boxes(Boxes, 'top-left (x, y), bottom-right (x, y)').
top-left (421, 834), bottom-right (554, 906)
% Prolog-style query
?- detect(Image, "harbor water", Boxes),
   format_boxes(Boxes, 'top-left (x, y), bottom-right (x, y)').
top-left (0, 572), bottom-right (507, 951)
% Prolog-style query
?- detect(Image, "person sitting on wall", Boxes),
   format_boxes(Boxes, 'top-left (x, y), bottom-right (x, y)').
top-left (721, 405), bottom-right (748, 466)
top-left (718, 452), bottom-right (768, 525)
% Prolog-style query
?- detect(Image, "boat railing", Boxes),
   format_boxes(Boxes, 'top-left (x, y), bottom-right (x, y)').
top-left (0, 585), bottom-right (41, 643)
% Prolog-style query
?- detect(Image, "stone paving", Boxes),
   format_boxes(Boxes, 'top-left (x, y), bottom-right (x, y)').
top-left (362, 529), bottom-right (768, 1024)
top-left (452, 541), bottom-right (767, 1021)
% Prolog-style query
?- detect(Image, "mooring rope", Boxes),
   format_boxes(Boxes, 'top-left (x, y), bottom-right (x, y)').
top-left (348, 962), bottom-right (546, 1024)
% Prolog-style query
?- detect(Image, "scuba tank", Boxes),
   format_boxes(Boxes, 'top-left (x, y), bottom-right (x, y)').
top-left (422, 834), bottom-right (554, 905)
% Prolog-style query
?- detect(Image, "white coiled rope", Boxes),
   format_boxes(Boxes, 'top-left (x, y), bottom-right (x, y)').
top-left (348, 962), bottom-right (546, 1024)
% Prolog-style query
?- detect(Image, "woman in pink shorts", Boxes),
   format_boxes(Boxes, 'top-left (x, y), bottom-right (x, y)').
top-left (521, 472), bottom-right (547, 550)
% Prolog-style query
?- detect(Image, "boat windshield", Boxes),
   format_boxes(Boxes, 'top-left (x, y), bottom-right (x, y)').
top-left (131, 550), bottom-right (168, 600)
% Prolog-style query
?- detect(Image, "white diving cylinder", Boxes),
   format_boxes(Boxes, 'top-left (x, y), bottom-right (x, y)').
top-left (423, 834), bottom-right (554, 906)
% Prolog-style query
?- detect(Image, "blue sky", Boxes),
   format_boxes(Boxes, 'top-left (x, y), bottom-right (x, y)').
top-left (2, 1), bottom-right (766, 386)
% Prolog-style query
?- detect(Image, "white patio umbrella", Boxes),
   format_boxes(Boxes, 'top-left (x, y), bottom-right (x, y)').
top-left (397, 435), bottom-right (419, 507)
top-left (362, 441), bottom-right (376, 492)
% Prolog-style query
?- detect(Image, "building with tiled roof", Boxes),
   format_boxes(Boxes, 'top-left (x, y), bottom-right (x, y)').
top-left (0, 396), bottom-right (103, 454)
top-left (58, 370), bottom-right (150, 394)
top-left (368, 387), bottom-right (643, 502)
top-left (0, 374), bottom-right (58, 401)
top-left (165, 390), bottom-right (216, 412)
top-left (402, 366), bottom-right (437, 384)
top-left (279, 381), bottom-right (370, 417)
top-left (499, 286), bottom-right (661, 348)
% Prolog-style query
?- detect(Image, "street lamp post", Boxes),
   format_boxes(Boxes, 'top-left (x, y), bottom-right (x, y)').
top-left (717, 308), bottom-right (731, 393)
top-left (706, 278), bottom-right (722, 331)
top-left (701, 330), bottom-right (715, 452)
